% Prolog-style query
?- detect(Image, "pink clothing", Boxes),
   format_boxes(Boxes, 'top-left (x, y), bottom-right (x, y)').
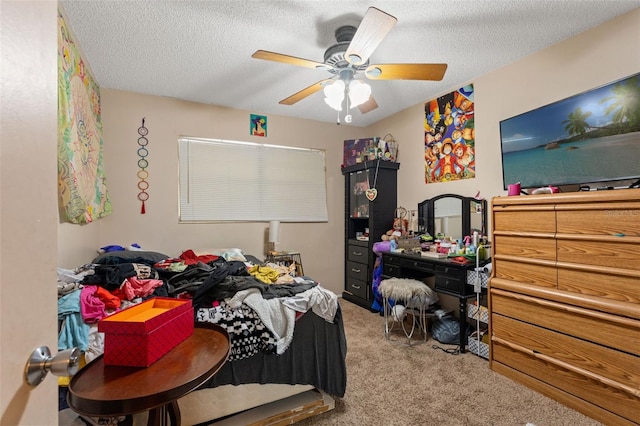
top-left (116, 277), bottom-right (164, 301)
top-left (80, 285), bottom-right (108, 323)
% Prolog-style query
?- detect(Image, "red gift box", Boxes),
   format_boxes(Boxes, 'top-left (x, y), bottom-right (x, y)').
top-left (98, 297), bottom-right (194, 367)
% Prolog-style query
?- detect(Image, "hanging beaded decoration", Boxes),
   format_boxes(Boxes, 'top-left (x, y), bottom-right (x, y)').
top-left (137, 118), bottom-right (149, 214)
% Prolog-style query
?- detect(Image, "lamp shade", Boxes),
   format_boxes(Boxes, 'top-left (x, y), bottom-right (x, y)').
top-left (323, 80), bottom-right (345, 111)
top-left (348, 80), bottom-right (371, 108)
top-left (268, 220), bottom-right (280, 243)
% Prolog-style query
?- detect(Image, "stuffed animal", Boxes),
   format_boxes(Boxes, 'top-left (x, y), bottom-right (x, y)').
top-left (381, 206), bottom-right (410, 241)
top-left (381, 228), bottom-right (409, 241)
top-left (393, 207), bottom-right (409, 234)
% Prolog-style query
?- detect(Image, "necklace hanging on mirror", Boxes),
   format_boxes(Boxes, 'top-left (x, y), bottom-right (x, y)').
top-left (365, 159), bottom-right (380, 201)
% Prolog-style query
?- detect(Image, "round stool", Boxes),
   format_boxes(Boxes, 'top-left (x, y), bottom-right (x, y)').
top-left (379, 278), bottom-right (438, 346)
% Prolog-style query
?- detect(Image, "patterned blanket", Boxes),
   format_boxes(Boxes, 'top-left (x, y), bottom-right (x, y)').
top-left (196, 301), bottom-right (277, 361)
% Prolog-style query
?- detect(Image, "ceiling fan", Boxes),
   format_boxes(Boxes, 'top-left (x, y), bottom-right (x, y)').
top-left (252, 7), bottom-right (447, 118)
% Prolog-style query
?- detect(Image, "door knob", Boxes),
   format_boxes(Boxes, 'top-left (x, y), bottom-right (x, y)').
top-left (24, 346), bottom-right (81, 386)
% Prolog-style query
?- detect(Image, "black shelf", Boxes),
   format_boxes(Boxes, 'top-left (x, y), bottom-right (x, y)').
top-left (342, 160), bottom-right (399, 309)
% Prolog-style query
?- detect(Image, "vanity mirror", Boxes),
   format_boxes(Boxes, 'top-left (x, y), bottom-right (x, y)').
top-left (417, 194), bottom-right (486, 242)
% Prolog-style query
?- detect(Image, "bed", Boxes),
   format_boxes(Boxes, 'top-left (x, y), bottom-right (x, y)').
top-left (58, 248), bottom-right (347, 425)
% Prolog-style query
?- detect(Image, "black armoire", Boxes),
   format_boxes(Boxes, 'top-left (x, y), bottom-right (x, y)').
top-left (342, 160), bottom-right (399, 309)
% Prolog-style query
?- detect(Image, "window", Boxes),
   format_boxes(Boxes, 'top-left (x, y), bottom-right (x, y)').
top-left (178, 137), bottom-right (328, 222)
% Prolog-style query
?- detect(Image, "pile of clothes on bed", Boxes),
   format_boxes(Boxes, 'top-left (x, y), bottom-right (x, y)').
top-left (57, 248), bottom-right (338, 364)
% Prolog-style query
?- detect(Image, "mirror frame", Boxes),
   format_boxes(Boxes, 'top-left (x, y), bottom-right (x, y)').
top-left (417, 193), bottom-right (487, 240)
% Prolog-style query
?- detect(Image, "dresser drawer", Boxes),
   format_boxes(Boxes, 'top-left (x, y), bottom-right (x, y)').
top-left (557, 237), bottom-right (640, 271)
top-left (381, 253), bottom-right (400, 266)
top-left (347, 260), bottom-right (368, 282)
top-left (494, 258), bottom-right (557, 288)
top-left (435, 264), bottom-right (461, 277)
top-left (557, 266), bottom-right (640, 305)
top-left (492, 342), bottom-right (640, 424)
top-left (347, 244), bottom-right (368, 263)
top-left (556, 202), bottom-right (640, 236)
top-left (492, 314), bottom-right (640, 391)
top-left (435, 275), bottom-right (465, 294)
top-left (382, 262), bottom-right (400, 277)
top-left (345, 278), bottom-right (367, 299)
top-left (434, 265), bottom-right (465, 294)
top-left (491, 290), bottom-right (640, 355)
top-left (493, 209), bottom-right (556, 233)
top-left (400, 258), bottom-right (435, 274)
top-left (493, 234), bottom-right (556, 260)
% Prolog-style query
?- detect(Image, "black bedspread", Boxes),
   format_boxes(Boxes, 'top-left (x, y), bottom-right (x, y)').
top-left (200, 302), bottom-right (347, 398)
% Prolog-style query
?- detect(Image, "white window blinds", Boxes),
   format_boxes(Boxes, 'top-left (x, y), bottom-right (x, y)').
top-left (178, 137), bottom-right (328, 222)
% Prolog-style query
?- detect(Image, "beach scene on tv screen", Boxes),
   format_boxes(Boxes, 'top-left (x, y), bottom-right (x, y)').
top-left (500, 73), bottom-right (640, 189)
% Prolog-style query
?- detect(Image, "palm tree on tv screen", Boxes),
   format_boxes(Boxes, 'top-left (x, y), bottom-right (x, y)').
top-left (562, 75), bottom-right (640, 140)
top-left (601, 75), bottom-right (640, 128)
top-left (562, 107), bottom-right (592, 138)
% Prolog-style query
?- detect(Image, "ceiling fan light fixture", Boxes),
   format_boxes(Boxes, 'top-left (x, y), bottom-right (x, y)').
top-left (348, 80), bottom-right (371, 108)
top-left (252, 6), bottom-right (446, 119)
top-left (323, 80), bottom-right (345, 111)
top-left (324, 96), bottom-right (343, 111)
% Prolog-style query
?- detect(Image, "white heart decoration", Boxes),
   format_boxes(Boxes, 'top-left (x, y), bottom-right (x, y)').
top-left (365, 188), bottom-right (378, 201)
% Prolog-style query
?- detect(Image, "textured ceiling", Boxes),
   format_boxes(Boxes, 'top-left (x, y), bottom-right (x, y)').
top-left (60, 1), bottom-right (639, 127)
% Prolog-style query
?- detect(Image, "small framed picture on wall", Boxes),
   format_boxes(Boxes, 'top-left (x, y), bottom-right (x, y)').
top-left (250, 114), bottom-right (267, 137)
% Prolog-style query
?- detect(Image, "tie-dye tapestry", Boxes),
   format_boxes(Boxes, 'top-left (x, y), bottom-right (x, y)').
top-left (424, 84), bottom-right (475, 184)
top-left (58, 10), bottom-right (111, 224)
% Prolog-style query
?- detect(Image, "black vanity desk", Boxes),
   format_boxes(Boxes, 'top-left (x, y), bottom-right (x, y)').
top-left (381, 251), bottom-right (488, 352)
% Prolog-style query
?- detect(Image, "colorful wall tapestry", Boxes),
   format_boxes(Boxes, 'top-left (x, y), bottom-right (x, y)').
top-left (424, 84), bottom-right (475, 184)
top-left (58, 9), bottom-right (111, 224)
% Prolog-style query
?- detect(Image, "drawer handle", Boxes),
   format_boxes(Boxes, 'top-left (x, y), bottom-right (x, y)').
top-left (352, 284), bottom-right (361, 290)
top-left (351, 268), bottom-right (361, 273)
top-left (352, 251), bottom-right (363, 256)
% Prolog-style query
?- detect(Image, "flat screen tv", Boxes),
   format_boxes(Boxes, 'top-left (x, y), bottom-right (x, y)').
top-left (499, 72), bottom-right (640, 190)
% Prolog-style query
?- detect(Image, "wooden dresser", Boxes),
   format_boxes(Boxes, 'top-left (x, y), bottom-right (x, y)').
top-left (489, 189), bottom-right (640, 425)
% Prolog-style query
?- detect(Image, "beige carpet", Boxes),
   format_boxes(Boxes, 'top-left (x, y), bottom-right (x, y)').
top-left (297, 298), bottom-right (602, 426)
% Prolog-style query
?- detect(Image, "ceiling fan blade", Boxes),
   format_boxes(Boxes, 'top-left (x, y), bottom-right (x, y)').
top-left (358, 96), bottom-right (378, 114)
top-left (365, 63), bottom-right (448, 81)
top-left (279, 78), bottom-right (334, 105)
top-left (345, 7), bottom-right (397, 66)
top-left (252, 50), bottom-right (327, 70)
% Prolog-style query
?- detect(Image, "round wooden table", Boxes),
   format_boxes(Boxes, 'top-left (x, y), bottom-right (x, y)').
top-left (67, 323), bottom-right (230, 426)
